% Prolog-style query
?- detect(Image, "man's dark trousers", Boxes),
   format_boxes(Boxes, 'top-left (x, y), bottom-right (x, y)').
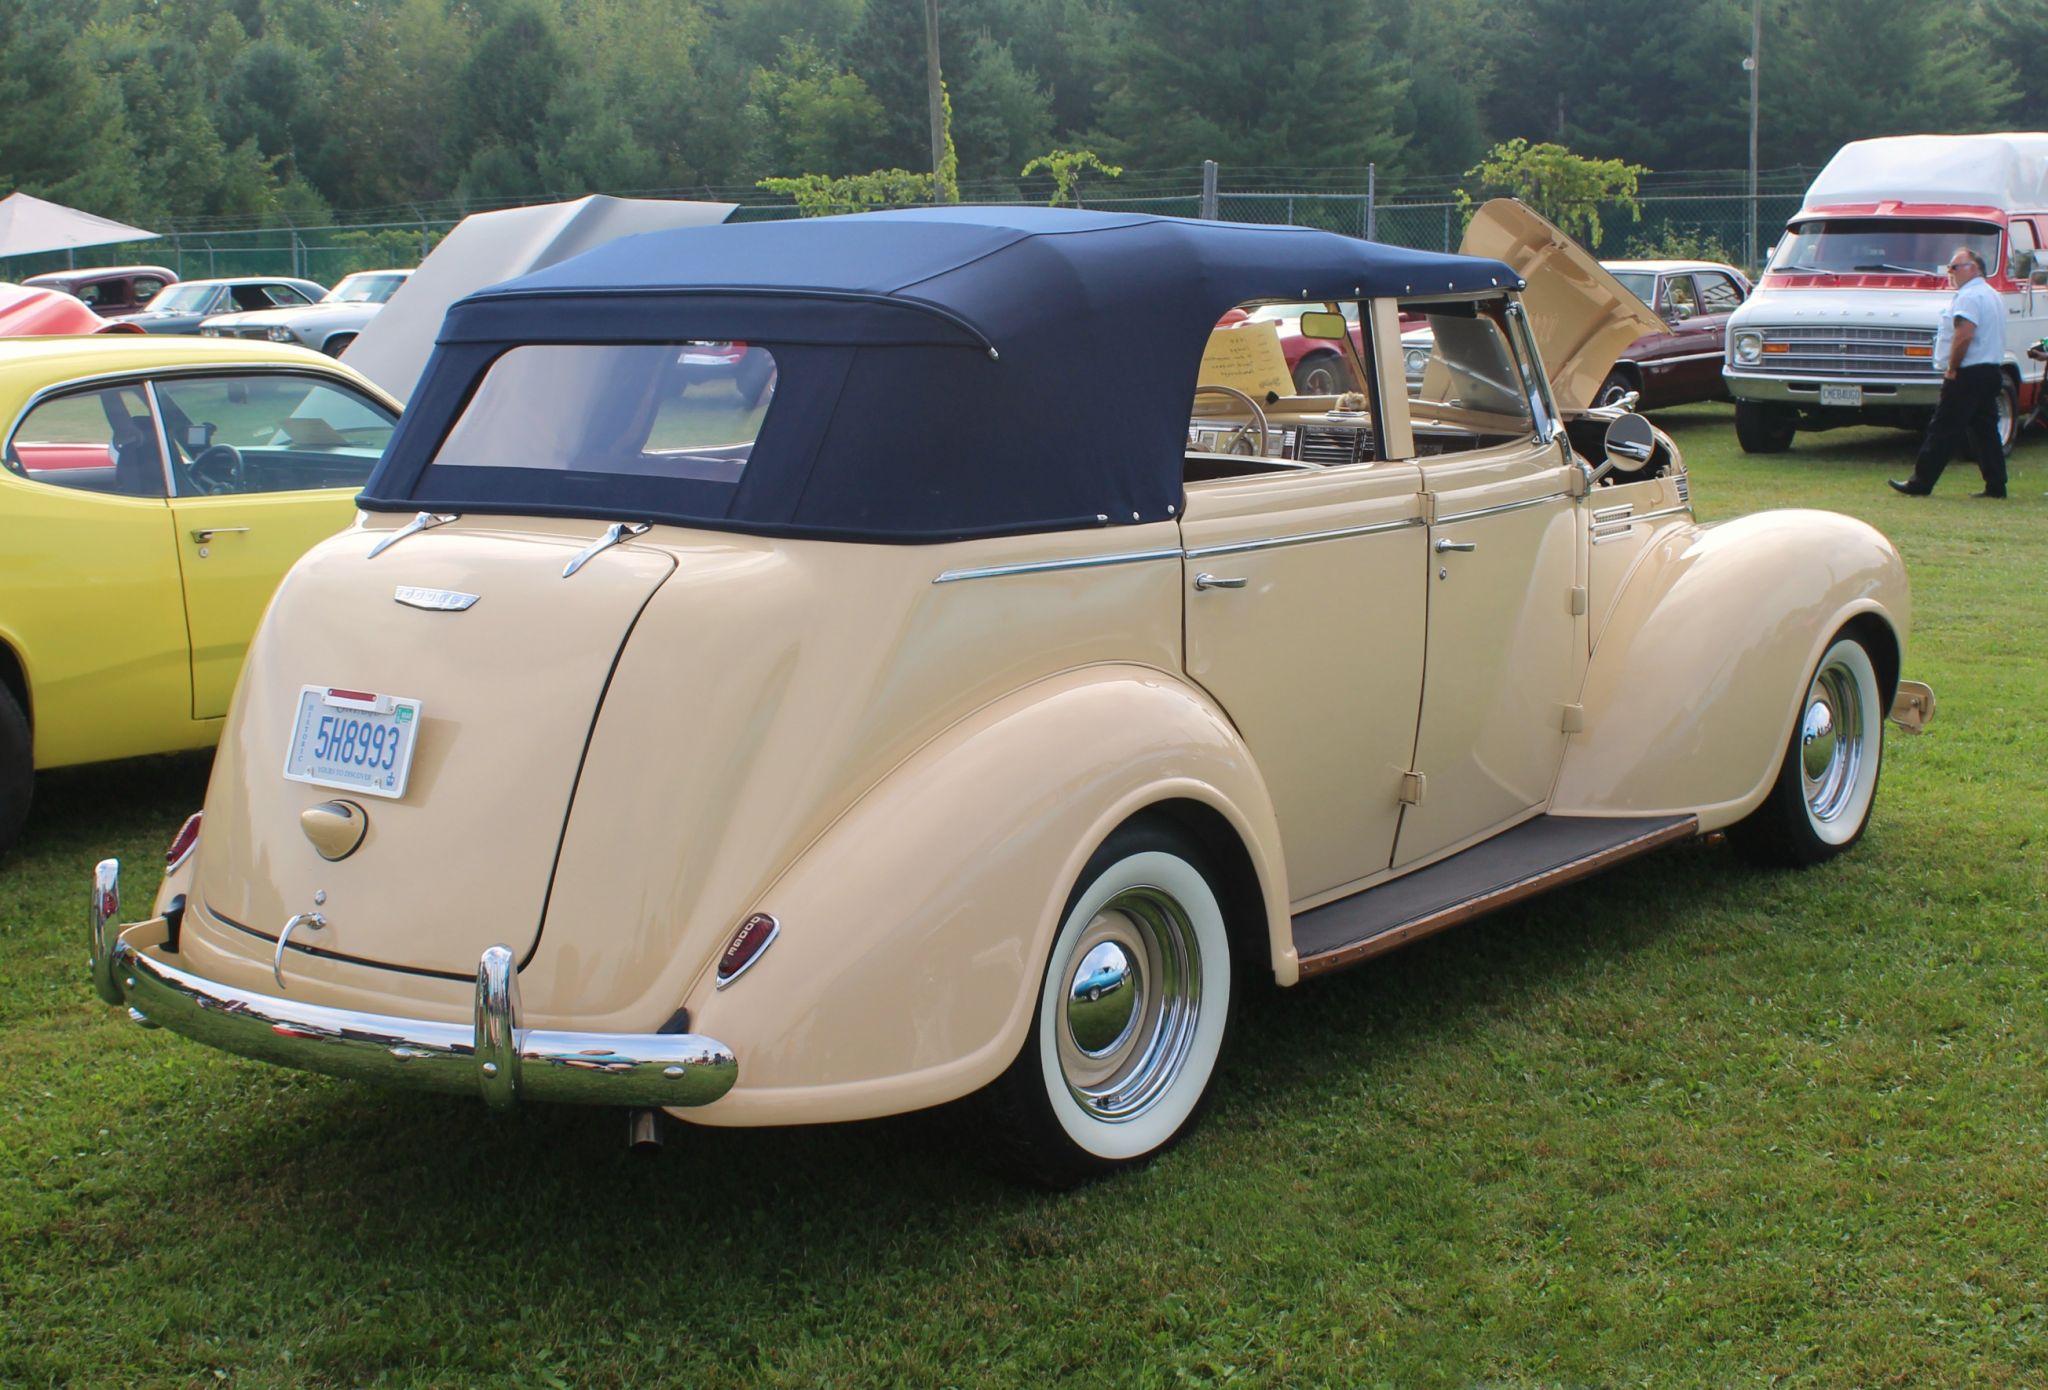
top-left (1910, 362), bottom-right (2008, 494)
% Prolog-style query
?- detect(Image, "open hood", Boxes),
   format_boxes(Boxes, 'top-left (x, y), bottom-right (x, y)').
top-left (1458, 199), bottom-right (1667, 413)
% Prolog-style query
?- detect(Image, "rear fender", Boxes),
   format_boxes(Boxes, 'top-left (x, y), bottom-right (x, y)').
top-left (1552, 509), bottom-right (1909, 829)
top-left (680, 664), bottom-right (1287, 1127)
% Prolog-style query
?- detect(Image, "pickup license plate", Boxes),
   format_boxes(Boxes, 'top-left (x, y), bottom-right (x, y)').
top-left (1819, 383), bottom-right (1863, 408)
top-left (282, 686), bottom-right (423, 799)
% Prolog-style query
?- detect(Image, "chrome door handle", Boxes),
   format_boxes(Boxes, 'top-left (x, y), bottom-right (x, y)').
top-left (1433, 538), bottom-right (1477, 553)
top-left (1193, 572), bottom-right (1248, 591)
top-left (190, 527), bottom-right (250, 543)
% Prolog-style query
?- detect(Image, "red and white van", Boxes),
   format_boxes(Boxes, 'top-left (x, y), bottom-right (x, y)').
top-left (1724, 133), bottom-right (2048, 454)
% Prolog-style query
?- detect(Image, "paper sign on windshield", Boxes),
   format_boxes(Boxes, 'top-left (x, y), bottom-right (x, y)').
top-left (1196, 320), bottom-right (1293, 401)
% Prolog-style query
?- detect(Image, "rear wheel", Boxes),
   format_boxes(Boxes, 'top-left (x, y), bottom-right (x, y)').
top-left (1734, 400), bottom-right (1796, 453)
top-left (1729, 633), bottom-right (1883, 867)
top-left (971, 821), bottom-right (1236, 1188)
top-left (1997, 372), bottom-right (2019, 456)
top-left (0, 687), bottom-right (30, 857)
top-left (1595, 368), bottom-right (1639, 408)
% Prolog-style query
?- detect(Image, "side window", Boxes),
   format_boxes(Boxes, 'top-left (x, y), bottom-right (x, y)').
top-left (1697, 272), bottom-right (1743, 314)
top-left (266, 285), bottom-right (313, 307)
top-left (4, 385), bottom-right (164, 497)
top-left (151, 374), bottom-right (397, 496)
top-left (75, 283), bottom-right (104, 308)
top-left (1404, 294), bottom-right (1538, 452)
top-left (1187, 301), bottom-right (1371, 470)
top-left (134, 277), bottom-right (165, 305)
top-left (2009, 220), bottom-right (2038, 277)
top-left (1662, 275), bottom-right (1700, 320)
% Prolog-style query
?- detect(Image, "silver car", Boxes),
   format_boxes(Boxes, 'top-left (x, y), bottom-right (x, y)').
top-left (198, 269), bottom-right (412, 357)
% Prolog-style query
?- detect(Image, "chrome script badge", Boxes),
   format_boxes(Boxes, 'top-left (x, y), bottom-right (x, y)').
top-left (394, 586), bottom-right (480, 611)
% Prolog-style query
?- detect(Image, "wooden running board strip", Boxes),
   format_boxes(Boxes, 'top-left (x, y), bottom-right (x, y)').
top-left (1294, 813), bottom-right (1699, 980)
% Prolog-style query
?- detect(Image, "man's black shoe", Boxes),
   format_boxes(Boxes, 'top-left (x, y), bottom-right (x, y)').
top-left (1887, 478), bottom-right (1931, 496)
top-left (1972, 489), bottom-right (2009, 498)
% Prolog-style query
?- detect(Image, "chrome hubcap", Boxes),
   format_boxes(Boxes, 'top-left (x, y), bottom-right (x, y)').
top-left (1057, 886), bottom-right (1202, 1124)
top-left (1800, 662), bottom-right (1864, 823)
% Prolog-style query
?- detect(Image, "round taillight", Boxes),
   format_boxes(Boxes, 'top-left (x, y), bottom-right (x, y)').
top-left (716, 913), bottom-right (780, 988)
top-left (165, 812), bottom-right (202, 872)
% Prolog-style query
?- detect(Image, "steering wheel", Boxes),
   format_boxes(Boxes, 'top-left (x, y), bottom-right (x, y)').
top-left (1191, 385), bottom-right (1272, 457)
top-left (187, 443), bottom-right (245, 495)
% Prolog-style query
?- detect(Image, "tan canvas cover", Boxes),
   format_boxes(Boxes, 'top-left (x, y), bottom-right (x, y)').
top-left (1458, 198), bottom-right (1666, 413)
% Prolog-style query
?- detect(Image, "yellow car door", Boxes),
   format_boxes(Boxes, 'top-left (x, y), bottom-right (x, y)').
top-left (1, 381), bottom-right (193, 769)
top-left (153, 371), bottom-right (397, 719)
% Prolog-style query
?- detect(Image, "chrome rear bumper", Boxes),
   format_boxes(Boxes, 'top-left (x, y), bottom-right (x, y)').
top-left (87, 860), bottom-right (736, 1109)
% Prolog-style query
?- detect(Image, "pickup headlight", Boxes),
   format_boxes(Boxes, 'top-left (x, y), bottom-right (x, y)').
top-left (1733, 331), bottom-right (1762, 365)
top-left (1404, 347), bottom-right (1429, 376)
top-left (267, 326), bottom-right (296, 343)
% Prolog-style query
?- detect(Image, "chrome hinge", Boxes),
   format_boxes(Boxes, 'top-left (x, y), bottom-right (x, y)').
top-left (1569, 585), bottom-right (1588, 616)
top-left (1561, 704), bottom-right (1586, 734)
top-left (1417, 490), bottom-right (1437, 526)
top-left (1397, 771), bottom-right (1426, 805)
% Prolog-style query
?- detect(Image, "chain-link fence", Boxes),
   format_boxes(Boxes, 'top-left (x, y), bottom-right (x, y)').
top-left (0, 166), bottom-right (1825, 287)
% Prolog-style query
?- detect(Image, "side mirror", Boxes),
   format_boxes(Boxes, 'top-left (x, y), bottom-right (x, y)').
top-left (1588, 411), bottom-right (1657, 486)
top-left (1297, 311), bottom-right (1347, 341)
top-left (2015, 251), bottom-right (2036, 279)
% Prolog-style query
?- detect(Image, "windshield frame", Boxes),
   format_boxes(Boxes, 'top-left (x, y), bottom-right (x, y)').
top-left (1768, 217), bottom-right (2004, 278)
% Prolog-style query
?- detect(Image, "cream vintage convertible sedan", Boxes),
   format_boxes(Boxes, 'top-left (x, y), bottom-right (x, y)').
top-left (88, 203), bottom-right (1934, 1186)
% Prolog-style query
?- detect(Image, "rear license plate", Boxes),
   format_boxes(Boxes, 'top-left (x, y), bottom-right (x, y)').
top-left (282, 686), bottom-right (423, 799)
top-left (1819, 383), bottom-right (1863, 408)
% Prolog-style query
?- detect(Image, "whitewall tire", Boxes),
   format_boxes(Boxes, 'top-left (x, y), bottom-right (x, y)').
top-left (1731, 633), bottom-right (1884, 867)
top-left (973, 822), bottom-right (1236, 1186)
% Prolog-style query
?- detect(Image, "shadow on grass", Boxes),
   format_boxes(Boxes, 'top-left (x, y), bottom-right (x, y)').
top-left (14, 749), bottom-right (212, 866)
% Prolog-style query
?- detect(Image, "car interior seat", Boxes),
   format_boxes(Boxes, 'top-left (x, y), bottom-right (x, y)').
top-left (109, 414), bottom-right (165, 496)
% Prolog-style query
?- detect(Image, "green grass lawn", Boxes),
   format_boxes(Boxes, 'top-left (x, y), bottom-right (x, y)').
top-left (5, 407), bottom-right (2045, 1387)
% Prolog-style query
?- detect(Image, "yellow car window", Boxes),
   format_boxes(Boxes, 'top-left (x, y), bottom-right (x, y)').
top-left (6, 385), bottom-right (163, 498)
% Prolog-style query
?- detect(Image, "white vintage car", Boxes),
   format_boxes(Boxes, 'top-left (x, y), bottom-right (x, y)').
top-left (88, 202), bottom-right (1934, 1186)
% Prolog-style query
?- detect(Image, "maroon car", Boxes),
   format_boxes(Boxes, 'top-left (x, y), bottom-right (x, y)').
top-left (1598, 259), bottom-right (1751, 408)
top-left (22, 265), bottom-right (178, 318)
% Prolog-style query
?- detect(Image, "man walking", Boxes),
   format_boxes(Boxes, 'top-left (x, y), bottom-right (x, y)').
top-left (1889, 246), bottom-right (2009, 498)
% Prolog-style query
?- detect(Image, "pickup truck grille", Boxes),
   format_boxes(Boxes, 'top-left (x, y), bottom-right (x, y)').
top-left (1752, 325), bottom-right (1936, 378)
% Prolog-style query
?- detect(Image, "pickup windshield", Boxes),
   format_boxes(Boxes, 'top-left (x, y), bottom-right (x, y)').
top-left (1768, 218), bottom-right (2002, 276)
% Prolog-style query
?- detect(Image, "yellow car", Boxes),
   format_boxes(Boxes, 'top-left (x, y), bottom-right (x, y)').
top-left (0, 336), bottom-right (399, 852)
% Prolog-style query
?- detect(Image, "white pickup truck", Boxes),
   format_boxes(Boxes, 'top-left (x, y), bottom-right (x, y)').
top-left (1724, 133), bottom-right (2048, 455)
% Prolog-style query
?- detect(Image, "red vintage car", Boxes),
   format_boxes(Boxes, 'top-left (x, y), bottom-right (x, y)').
top-left (0, 284), bottom-right (145, 338)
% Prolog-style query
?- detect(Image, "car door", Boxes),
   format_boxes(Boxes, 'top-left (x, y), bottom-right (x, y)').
top-left (1391, 301), bottom-right (1584, 869)
top-left (0, 381), bottom-right (193, 768)
top-left (154, 370), bottom-right (398, 718)
top-left (1182, 458), bottom-right (1429, 899)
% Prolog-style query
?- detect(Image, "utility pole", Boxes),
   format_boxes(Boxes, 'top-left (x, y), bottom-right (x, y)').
top-left (1745, 0), bottom-right (1761, 271)
top-left (925, 0), bottom-right (949, 201)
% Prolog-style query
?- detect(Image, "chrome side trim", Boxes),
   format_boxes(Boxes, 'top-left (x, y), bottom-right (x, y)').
top-left (1632, 504), bottom-right (1694, 525)
top-left (86, 861), bottom-right (738, 1110)
top-left (933, 547), bottom-right (1183, 584)
top-left (1182, 516), bottom-right (1422, 560)
top-left (1433, 491), bottom-right (1571, 525)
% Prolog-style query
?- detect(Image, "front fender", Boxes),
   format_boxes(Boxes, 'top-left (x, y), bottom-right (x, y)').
top-left (1552, 509), bottom-right (1909, 829)
top-left (681, 664), bottom-right (1287, 1127)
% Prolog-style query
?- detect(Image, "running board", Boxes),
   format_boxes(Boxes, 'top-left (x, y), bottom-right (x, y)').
top-left (1293, 814), bottom-right (1698, 979)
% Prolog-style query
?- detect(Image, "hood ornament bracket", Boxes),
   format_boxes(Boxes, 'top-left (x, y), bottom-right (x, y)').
top-left (563, 522), bottom-right (651, 578)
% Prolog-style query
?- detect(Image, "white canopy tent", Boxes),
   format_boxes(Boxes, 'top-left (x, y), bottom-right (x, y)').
top-left (0, 192), bottom-right (159, 260)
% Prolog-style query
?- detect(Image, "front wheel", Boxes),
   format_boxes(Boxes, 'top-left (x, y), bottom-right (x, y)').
top-left (1729, 633), bottom-right (1884, 867)
top-left (1291, 352), bottom-right (1348, 396)
top-left (1595, 368), bottom-right (1638, 408)
top-left (971, 822), bottom-right (1236, 1187)
top-left (1997, 373), bottom-right (2019, 456)
top-left (1734, 399), bottom-right (1796, 454)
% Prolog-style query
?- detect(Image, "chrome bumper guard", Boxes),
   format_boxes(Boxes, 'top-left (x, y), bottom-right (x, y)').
top-left (87, 860), bottom-right (736, 1110)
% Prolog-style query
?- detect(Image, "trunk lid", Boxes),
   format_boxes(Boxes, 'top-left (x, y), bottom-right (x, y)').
top-left (1459, 198), bottom-right (1668, 412)
top-left (194, 519), bottom-right (675, 977)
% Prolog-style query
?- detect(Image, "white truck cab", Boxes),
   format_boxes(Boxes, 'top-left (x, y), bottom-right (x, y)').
top-left (1724, 133), bottom-right (2048, 455)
